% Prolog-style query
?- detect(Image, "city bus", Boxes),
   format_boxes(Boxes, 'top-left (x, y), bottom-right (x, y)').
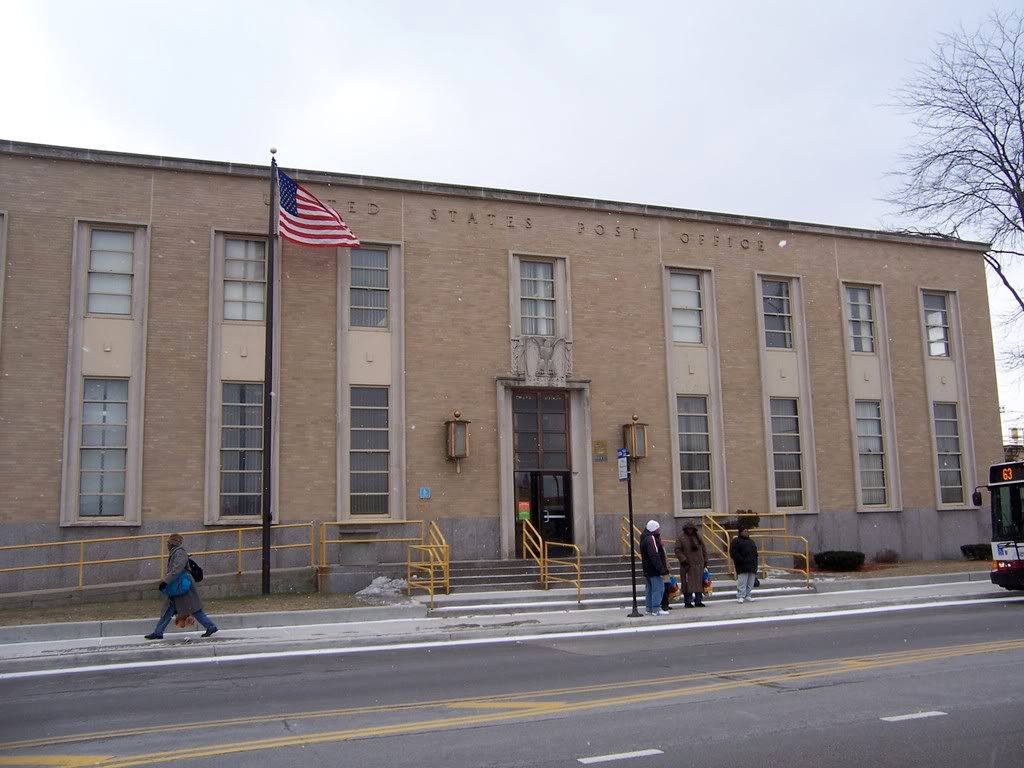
top-left (973, 461), bottom-right (1024, 590)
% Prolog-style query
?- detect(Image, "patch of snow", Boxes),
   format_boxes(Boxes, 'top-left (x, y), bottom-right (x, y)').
top-left (356, 576), bottom-right (408, 598)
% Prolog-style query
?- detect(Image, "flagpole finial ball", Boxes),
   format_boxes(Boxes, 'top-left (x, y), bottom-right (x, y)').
top-left (270, 147), bottom-right (277, 155)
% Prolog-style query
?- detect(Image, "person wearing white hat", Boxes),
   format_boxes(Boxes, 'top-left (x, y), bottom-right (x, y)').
top-left (639, 519), bottom-right (669, 615)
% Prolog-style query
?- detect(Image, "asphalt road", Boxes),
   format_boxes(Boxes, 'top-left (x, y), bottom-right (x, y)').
top-left (2, 600), bottom-right (1022, 767)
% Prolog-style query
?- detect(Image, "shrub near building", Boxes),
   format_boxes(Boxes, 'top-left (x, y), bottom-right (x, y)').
top-left (814, 551), bottom-right (866, 571)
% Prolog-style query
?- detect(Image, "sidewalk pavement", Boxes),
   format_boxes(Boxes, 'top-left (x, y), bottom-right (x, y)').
top-left (0, 572), bottom-right (1016, 676)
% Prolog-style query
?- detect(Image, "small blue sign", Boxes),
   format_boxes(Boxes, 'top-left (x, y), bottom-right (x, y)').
top-left (418, 487), bottom-right (432, 500)
top-left (617, 449), bottom-right (629, 481)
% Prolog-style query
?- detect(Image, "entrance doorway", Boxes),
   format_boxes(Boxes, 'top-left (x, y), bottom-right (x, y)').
top-left (512, 390), bottom-right (573, 551)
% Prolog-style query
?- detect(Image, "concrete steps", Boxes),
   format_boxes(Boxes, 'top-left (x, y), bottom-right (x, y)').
top-left (440, 555), bottom-right (732, 594)
top-left (403, 554), bottom-right (811, 614)
top-left (420, 582), bottom-right (814, 616)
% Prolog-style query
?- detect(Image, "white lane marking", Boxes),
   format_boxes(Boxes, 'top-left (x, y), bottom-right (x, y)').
top-left (578, 749), bottom-right (664, 764)
top-left (2, 595), bottom-right (1022, 681)
top-left (881, 711), bottom-right (948, 722)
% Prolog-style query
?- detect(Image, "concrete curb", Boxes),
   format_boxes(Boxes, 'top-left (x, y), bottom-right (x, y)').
top-left (0, 571), bottom-right (995, 646)
top-left (0, 586), bottom-right (1014, 675)
top-left (812, 571), bottom-right (989, 592)
top-left (0, 603), bottom-right (426, 644)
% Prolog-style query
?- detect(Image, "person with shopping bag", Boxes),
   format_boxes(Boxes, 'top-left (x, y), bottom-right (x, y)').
top-left (674, 519), bottom-right (708, 607)
top-left (144, 533), bottom-right (218, 639)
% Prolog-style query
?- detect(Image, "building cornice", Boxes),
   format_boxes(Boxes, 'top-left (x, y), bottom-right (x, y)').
top-left (0, 139), bottom-right (991, 253)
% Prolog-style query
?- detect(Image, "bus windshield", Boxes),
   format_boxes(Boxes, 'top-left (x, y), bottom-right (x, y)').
top-left (992, 484), bottom-right (1024, 541)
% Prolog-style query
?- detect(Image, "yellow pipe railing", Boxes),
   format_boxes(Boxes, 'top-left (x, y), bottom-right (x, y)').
top-left (318, 520), bottom-right (429, 568)
top-left (544, 541), bottom-right (582, 603)
top-left (619, 517), bottom-right (642, 559)
top-left (702, 515), bottom-right (733, 578)
top-left (317, 520), bottom-right (450, 607)
top-left (520, 518), bottom-right (546, 588)
top-left (747, 532), bottom-right (811, 585)
top-left (0, 524), bottom-right (317, 590)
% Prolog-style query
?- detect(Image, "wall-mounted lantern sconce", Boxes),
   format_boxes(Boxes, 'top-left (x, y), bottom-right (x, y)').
top-left (622, 414), bottom-right (648, 462)
top-left (445, 410), bottom-right (471, 473)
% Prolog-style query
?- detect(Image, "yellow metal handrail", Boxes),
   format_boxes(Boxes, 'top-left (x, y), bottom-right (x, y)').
top-left (407, 541), bottom-right (447, 608)
top-left (318, 520), bottom-right (450, 607)
top-left (319, 520), bottom-right (430, 568)
top-left (702, 515), bottom-right (733, 578)
top-left (544, 541), bottom-right (582, 603)
top-left (747, 532), bottom-right (811, 585)
top-left (425, 521), bottom-right (450, 595)
top-left (0, 524), bottom-right (317, 591)
top-left (520, 518), bottom-right (546, 588)
top-left (619, 516), bottom-right (642, 559)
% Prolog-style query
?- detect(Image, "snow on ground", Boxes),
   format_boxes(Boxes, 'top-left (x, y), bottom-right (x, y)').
top-left (356, 576), bottom-right (409, 600)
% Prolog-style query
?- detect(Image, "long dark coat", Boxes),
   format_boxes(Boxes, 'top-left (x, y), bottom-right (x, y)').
top-left (162, 544), bottom-right (204, 617)
top-left (674, 530), bottom-right (707, 593)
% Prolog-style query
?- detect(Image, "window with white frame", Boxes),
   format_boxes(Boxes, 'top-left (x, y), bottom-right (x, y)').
top-left (87, 229), bottom-right (134, 315)
top-left (933, 402), bottom-right (964, 504)
top-left (351, 387), bottom-right (389, 515)
top-left (79, 378), bottom-right (128, 517)
top-left (223, 239), bottom-right (266, 321)
top-left (770, 398), bottom-right (803, 508)
top-left (220, 383), bottom-right (263, 516)
top-left (350, 248), bottom-right (389, 328)
top-left (923, 292), bottom-right (951, 357)
top-left (677, 396), bottom-right (712, 510)
top-left (670, 272), bottom-right (703, 343)
top-left (855, 400), bottom-right (886, 505)
top-left (520, 261), bottom-right (555, 336)
top-left (762, 279), bottom-right (793, 349)
top-left (846, 286), bottom-right (875, 353)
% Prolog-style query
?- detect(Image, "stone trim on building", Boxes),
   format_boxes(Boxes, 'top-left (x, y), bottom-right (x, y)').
top-left (0, 140), bottom-right (991, 254)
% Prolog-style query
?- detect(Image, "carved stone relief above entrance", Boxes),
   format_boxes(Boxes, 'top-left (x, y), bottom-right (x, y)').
top-left (510, 336), bottom-right (574, 386)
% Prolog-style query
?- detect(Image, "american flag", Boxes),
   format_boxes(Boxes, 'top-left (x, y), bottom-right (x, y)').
top-left (276, 168), bottom-right (361, 248)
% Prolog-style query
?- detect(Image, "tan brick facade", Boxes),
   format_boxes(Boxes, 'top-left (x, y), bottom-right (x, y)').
top-left (0, 141), bottom-right (1003, 580)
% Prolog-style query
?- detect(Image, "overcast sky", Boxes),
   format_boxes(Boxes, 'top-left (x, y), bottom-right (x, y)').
top-left (4, 0), bottom-right (1023, 435)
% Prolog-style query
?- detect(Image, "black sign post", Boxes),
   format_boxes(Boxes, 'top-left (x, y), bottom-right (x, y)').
top-left (619, 447), bottom-right (642, 618)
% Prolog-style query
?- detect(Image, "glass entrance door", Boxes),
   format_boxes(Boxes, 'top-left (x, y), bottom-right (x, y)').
top-left (513, 390), bottom-right (573, 550)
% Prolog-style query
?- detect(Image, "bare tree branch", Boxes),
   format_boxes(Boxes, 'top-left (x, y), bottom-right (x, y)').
top-left (888, 11), bottom-right (1024, 365)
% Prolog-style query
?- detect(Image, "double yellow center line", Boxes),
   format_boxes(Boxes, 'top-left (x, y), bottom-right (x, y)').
top-left (4, 638), bottom-right (1022, 767)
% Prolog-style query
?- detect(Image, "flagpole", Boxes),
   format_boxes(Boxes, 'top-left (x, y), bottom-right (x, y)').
top-left (261, 149), bottom-right (278, 596)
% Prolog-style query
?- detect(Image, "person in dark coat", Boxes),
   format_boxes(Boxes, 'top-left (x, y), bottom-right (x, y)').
top-left (729, 525), bottom-right (759, 603)
top-left (639, 520), bottom-right (669, 616)
top-left (145, 533), bottom-right (218, 639)
top-left (674, 519), bottom-right (708, 607)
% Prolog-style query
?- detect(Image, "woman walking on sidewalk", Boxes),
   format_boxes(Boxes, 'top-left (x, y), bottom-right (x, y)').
top-left (145, 534), bottom-right (218, 640)
top-left (675, 519), bottom-right (708, 608)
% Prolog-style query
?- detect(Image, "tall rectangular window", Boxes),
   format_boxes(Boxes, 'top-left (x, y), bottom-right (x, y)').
top-left (520, 261), bottom-right (555, 336)
top-left (670, 272), bottom-right (703, 343)
top-left (770, 398), bottom-right (803, 508)
top-left (855, 400), bottom-right (886, 505)
top-left (762, 279), bottom-right (793, 349)
top-left (79, 378), bottom-right (128, 517)
top-left (223, 239), bottom-right (266, 321)
top-left (351, 387), bottom-right (389, 515)
top-left (220, 383), bottom-right (263, 516)
top-left (350, 248), bottom-right (389, 328)
top-left (933, 402), bottom-right (964, 504)
top-left (846, 286), bottom-right (875, 353)
top-left (87, 229), bottom-right (134, 315)
top-left (677, 396), bottom-right (711, 510)
top-left (923, 293), bottom-right (950, 357)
